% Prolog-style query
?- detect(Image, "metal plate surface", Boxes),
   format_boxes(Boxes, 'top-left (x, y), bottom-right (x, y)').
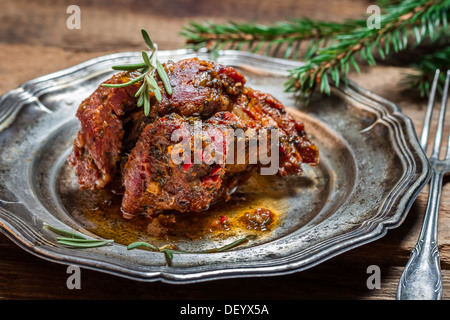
top-left (0, 50), bottom-right (429, 283)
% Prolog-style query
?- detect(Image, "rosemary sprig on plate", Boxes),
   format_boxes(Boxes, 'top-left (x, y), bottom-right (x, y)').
top-left (127, 235), bottom-right (255, 265)
top-left (44, 223), bottom-right (114, 248)
top-left (101, 29), bottom-right (173, 116)
top-left (44, 222), bottom-right (253, 264)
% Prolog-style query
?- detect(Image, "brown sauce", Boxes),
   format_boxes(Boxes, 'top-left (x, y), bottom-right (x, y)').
top-left (59, 166), bottom-right (292, 249)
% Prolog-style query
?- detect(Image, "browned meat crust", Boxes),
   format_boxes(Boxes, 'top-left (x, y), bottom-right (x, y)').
top-left (67, 72), bottom-right (140, 189)
top-left (149, 58), bottom-right (245, 118)
top-left (232, 87), bottom-right (318, 176)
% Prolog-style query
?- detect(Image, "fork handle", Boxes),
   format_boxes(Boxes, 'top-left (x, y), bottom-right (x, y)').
top-left (397, 168), bottom-right (443, 300)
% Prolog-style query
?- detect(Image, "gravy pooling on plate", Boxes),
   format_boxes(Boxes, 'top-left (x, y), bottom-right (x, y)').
top-left (59, 169), bottom-right (298, 245)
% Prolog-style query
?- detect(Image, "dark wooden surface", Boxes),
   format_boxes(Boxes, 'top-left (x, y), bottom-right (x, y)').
top-left (1, 0), bottom-right (449, 300)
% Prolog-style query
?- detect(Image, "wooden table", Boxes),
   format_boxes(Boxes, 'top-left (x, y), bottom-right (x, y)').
top-left (0, 0), bottom-right (448, 301)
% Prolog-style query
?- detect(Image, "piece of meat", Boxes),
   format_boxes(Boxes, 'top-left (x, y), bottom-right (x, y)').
top-left (67, 71), bottom-right (141, 189)
top-left (231, 87), bottom-right (318, 176)
top-left (121, 112), bottom-right (255, 217)
top-left (68, 57), bottom-right (319, 218)
top-left (148, 58), bottom-right (245, 119)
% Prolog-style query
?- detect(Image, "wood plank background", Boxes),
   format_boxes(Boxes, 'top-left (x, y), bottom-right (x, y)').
top-left (0, 0), bottom-right (449, 300)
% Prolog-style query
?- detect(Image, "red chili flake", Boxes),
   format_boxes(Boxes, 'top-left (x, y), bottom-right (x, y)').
top-left (220, 215), bottom-right (227, 224)
top-left (210, 165), bottom-right (221, 176)
top-left (182, 163), bottom-right (193, 170)
top-left (202, 175), bottom-right (220, 184)
top-left (295, 121), bottom-right (305, 132)
top-left (279, 145), bottom-right (286, 154)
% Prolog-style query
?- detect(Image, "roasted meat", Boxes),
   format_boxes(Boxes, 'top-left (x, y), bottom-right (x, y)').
top-left (67, 72), bottom-right (141, 189)
top-left (68, 58), bottom-right (319, 218)
top-left (121, 111), bottom-right (256, 217)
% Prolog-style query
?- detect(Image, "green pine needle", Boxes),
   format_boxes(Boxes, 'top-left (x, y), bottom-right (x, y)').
top-left (403, 46), bottom-right (450, 97)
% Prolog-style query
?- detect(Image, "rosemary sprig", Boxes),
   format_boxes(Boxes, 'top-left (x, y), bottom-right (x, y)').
top-left (102, 29), bottom-right (173, 116)
top-left (44, 223), bottom-right (114, 248)
top-left (127, 235), bottom-right (254, 265)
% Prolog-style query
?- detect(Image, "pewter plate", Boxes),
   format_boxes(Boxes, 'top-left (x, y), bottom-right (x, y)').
top-left (0, 50), bottom-right (429, 283)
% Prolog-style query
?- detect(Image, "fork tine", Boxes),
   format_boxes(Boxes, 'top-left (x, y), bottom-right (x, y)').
top-left (431, 70), bottom-right (450, 159)
top-left (441, 70), bottom-right (450, 160)
top-left (421, 69), bottom-right (440, 151)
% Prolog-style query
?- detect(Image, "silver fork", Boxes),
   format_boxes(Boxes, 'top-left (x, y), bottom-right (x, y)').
top-left (397, 69), bottom-right (450, 300)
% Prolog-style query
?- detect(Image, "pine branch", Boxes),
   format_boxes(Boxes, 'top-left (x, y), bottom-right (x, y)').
top-left (181, 18), bottom-right (364, 60)
top-left (286, 0), bottom-right (449, 100)
top-left (181, 0), bottom-right (449, 100)
top-left (403, 45), bottom-right (450, 97)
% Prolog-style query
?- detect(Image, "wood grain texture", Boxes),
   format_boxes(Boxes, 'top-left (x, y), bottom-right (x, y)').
top-left (0, 0), bottom-right (448, 300)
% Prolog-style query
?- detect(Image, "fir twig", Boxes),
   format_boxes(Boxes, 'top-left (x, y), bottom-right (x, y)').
top-left (181, 18), bottom-right (364, 60)
top-left (402, 46), bottom-right (450, 97)
top-left (181, 0), bottom-right (450, 100)
top-left (286, 0), bottom-right (449, 100)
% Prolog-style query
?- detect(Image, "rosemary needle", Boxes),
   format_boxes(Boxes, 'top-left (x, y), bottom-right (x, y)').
top-left (163, 249), bottom-right (174, 264)
top-left (43, 223), bottom-right (86, 240)
top-left (205, 236), bottom-right (251, 252)
top-left (156, 60), bottom-right (173, 95)
top-left (56, 237), bottom-right (114, 243)
top-left (127, 241), bottom-right (160, 251)
top-left (101, 73), bottom-right (145, 88)
top-left (127, 236), bottom-right (251, 254)
top-left (57, 239), bottom-right (113, 248)
top-left (111, 62), bottom-right (147, 71)
top-left (146, 75), bottom-right (162, 101)
top-left (141, 28), bottom-right (156, 51)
